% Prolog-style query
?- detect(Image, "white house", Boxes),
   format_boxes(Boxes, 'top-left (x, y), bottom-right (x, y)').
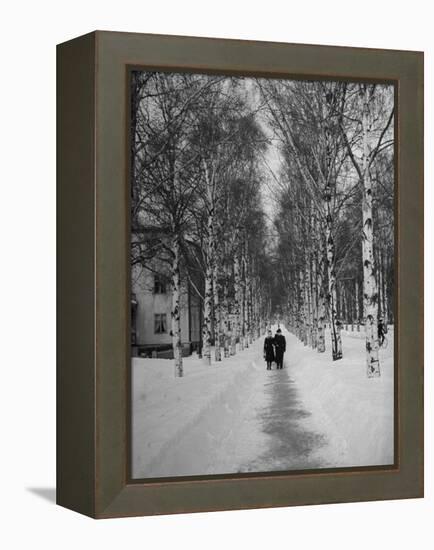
top-left (131, 265), bottom-right (201, 358)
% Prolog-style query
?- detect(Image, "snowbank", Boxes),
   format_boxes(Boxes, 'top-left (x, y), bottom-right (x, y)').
top-left (287, 328), bottom-right (394, 468)
top-left (131, 342), bottom-right (262, 478)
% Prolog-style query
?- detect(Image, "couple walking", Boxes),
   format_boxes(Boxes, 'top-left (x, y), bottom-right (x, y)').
top-left (263, 328), bottom-right (286, 370)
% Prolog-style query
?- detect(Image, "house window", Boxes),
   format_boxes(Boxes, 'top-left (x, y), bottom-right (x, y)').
top-left (154, 313), bottom-right (167, 334)
top-left (154, 274), bottom-right (166, 294)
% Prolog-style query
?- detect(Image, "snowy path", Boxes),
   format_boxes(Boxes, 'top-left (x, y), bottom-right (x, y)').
top-left (205, 339), bottom-right (329, 475)
top-left (132, 326), bottom-right (393, 478)
top-left (132, 329), bottom-right (334, 478)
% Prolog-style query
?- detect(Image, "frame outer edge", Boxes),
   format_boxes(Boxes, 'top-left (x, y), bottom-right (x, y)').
top-left (68, 31), bottom-right (423, 518)
top-left (56, 31), bottom-right (97, 518)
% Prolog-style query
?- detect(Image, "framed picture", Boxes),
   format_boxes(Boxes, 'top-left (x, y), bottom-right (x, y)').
top-left (57, 31), bottom-right (423, 518)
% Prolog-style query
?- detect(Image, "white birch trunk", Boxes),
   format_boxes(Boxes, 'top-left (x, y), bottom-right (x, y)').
top-left (234, 255), bottom-right (244, 351)
top-left (213, 262), bottom-right (222, 362)
top-left (339, 284), bottom-right (344, 322)
top-left (247, 272), bottom-right (253, 344)
top-left (222, 263), bottom-right (231, 358)
top-left (316, 231), bottom-right (326, 353)
top-left (383, 252), bottom-right (389, 325)
top-left (311, 252), bottom-right (318, 350)
top-left (361, 86), bottom-right (380, 378)
top-left (355, 278), bottom-right (360, 331)
top-left (302, 266), bottom-right (309, 346)
top-left (376, 245), bottom-right (382, 319)
top-left (242, 250), bottom-right (249, 348)
top-left (252, 277), bottom-right (258, 339)
top-left (379, 246), bottom-right (389, 324)
top-left (299, 268), bottom-right (306, 344)
top-left (355, 278), bottom-right (360, 321)
top-left (325, 189), bottom-right (342, 360)
top-left (342, 285), bottom-right (348, 328)
top-left (202, 172), bottom-right (215, 365)
top-left (309, 205), bottom-right (317, 349)
top-left (306, 255), bottom-right (313, 348)
top-left (202, 259), bottom-right (213, 366)
top-left (171, 235), bottom-right (183, 377)
top-left (251, 292), bottom-right (255, 341)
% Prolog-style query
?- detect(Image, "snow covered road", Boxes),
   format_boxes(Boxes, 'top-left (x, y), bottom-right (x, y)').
top-left (132, 326), bottom-right (394, 479)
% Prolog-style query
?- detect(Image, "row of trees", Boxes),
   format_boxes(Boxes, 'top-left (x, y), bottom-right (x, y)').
top-left (261, 79), bottom-right (394, 377)
top-left (131, 71), bottom-right (394, 379)
top-left (131, 73), bottom-right (273, 377)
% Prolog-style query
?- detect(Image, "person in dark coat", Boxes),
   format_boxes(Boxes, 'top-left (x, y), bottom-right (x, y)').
top-left (378, 317), bottom-right (386, 345)
top-left (274, 328), bottom-right (286, 369)
top-left (263, 330), bottom-right (275, 370)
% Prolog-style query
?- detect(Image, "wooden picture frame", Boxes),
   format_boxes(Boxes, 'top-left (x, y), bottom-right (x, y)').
top-left (57, 30), bottom-right (423, 518)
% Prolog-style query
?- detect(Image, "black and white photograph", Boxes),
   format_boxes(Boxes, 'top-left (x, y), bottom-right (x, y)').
top-left (130, 70), bottom-right (395, 479)
top-left (3, 0), bottom-right (429, 538)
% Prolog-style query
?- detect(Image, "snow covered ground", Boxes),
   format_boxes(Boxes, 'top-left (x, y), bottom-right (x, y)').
top-left (287, 328), bottom-right (394, 469)
top-left (131, 326), bottom-right (394, 479)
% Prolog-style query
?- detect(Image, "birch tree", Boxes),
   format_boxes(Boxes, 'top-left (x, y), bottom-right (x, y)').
top-left (131, 72), bottom-right (220, 376)
top-left (340, 83), bottom-right (394, 377)
top-left (188, 80), bottom-right (268, 363)
top-left (259, 79), bottom-right (348, 359)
